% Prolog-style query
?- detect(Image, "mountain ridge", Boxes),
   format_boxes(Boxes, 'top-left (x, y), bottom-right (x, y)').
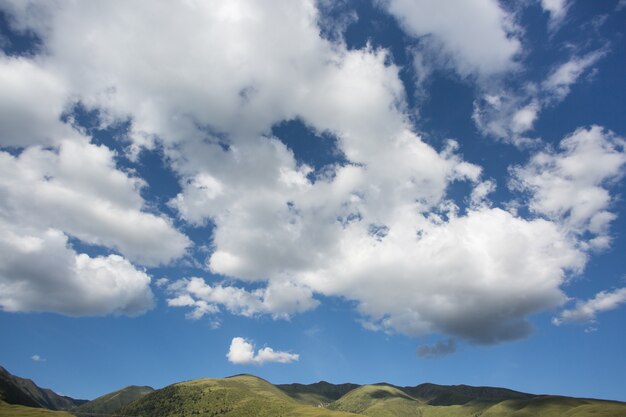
top-left (1, 366), bottom-right (625, 417)
top-left (0, 366), bottom-right (85, 411)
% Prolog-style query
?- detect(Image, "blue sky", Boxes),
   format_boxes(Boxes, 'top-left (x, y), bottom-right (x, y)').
top-left (0, 0), bottom-right (625, 403)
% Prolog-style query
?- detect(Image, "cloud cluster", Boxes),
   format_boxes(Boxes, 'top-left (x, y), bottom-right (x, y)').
top-left (553, 287), bottom-right (626, 325)
top-left (473, 50), bottom-right (607, 145)
top-left (227, 337), bottom-right (299, 365)
top-left (510, 126), bottom-right (626, 250)
top-left (0, 0), bottom-right (624, 343)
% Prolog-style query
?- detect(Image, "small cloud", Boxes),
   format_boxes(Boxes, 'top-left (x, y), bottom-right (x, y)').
top-left (417, 339), bottom-right (456, 358)
top-left (304, 325), bottom-right (322, 337)
top-left (553, 287), bottom-right (626, 325)
top-left (155, 277), bottom-right (169, 287)
top-left (226, 337), bottom-right (299, 365)
top-left (31, 354), bottom-right (46, 362)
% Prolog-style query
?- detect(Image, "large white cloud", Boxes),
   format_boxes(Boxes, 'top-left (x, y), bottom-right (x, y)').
top-left (1, 0), bottom-right (623, 343)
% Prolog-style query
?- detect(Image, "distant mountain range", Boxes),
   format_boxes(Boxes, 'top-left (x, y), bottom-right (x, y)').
top-left (1, 366), bottom-right (625, 417)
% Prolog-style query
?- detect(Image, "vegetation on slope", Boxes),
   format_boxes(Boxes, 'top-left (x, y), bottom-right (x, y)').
top-left (72, 385), bottom-right (153, 416)
top-left (120, 374), bottom-right (360, 417)
top-left (0, 400), bottom-right (75, 417)
top-left (328, 384), bottom-right (425, 416)
top-left (277, 381), bottom-right (360, 406)
top-left (401, 382), bottom-right (534, 405)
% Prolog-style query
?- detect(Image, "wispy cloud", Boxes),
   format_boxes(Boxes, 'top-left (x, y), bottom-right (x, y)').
top-left (31, 354), bottom-right (46, 362)
top-left (553, 287), bottom-right (626, 325)
top-left (417, 339), bottom-right (456, 358)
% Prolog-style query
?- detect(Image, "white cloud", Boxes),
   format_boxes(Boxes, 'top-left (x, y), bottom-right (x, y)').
top-left (510, 126), bottom-right (626, 249)
top-left (539, 0), bottom-right (570, 29)
top-left (31, 354), bottom-right (46, 362)
top-left (382, 0), bottom-right (521, 78)
top-left (0, 220), bottom-right (154, 316)
top-left (0, 54), bottom-right (72, 147)
top-left (0, 0), bottom-right (622, 345)
top-left (553, 287), bottom-right (626, 325)
top-left (542, 50), bottom-right (607, 102)
top-left (227, 337), bottom-right (299, 365)
top-left (166, 277), bottom-right (318, 320)
top-left (0, 138), bottom-right (190, 266)
top-left (473, 50), bottom-right (607, 145)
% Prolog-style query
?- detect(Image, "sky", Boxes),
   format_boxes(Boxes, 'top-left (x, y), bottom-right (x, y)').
top-left (0, 0), bottom-right (625, 403)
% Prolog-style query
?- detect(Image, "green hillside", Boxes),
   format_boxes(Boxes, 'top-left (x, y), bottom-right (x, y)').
top-left (2, 365), bottom-right (625, 417)
top-left (120, 374), bottom-right (361, 417)
top-left (328, 384), bottom-right (425, 416)
top-left (277, 381), bottom-right (360, 406)
top-left (401, 382), bottom-right (534, 405)
top-left (72, 385), bottom-right (153, 416)
top-left (0, 400), bottom-right (75, 417)
top-left (327, 384), bottom-right (626, 417)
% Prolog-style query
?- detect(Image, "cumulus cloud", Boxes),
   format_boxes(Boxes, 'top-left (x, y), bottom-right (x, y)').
top-left (0, 54), bottom-right (72, 147)
top-left (0, 139), bottom-right (190, 266)
top-left (382, 0), bottom-right (521, 78)
top-left (417, 339), bottom-right (456, 358)
top-left (0, 0), bottom-right (622, 345)
top-left (553, 287), bottom-right (626, 325)
top-left (473, 50), bottom-right (607, 145)
top-left (31, 354), bottom-right (46, 362)
top-left (166, 277), bottom-right (318, 320)
top-left (0, 219), bottom-right (154, 316)
top-left (510, 126), bottom-right (626, 249)
top-left (227, 337), bottom-right (299, 365)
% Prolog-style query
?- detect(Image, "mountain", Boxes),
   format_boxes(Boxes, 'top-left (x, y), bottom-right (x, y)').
top-left (325, 383), bottom-right (626, 417)
top-left (71, 385), bottom-right (154, 416)
top-left (400, 382), bottom-right (535, 406)
top-left (327, 384), bottom-right (425, 416)
top-left (120, 374), bottom-right (360, 417)
top-left (0, 367), bottom-right (85, 411)
top-left (277, 380), bottom-right (360, 405)
top-left (2, 366), bottom-right (626, 417)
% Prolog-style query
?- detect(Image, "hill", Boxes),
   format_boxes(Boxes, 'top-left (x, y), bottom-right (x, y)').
top-left (326, 383), bottom-right (626, 417)
top-left (0, 367), bottom-right (84, 411)
top-left (401, 382), bottom-right (535, 405)
top-left (120, 374), bottom-right (361, 417)
top-left (277, 380), bottom-right (360, 406)
top-left (1, 366), bottom-right (625, 417)
top-left (328, 384), bottom-right (425, 416)
top-left (71, 385), bottom-right (153, 416)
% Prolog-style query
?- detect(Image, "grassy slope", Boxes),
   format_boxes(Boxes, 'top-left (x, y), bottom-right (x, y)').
top-left (0, 400), bottom-right (75, 417)
top-left (120, 374), bottom-right (361, 417)
top-left (278, 381), bottom-right (360, 406)
top-left (327, 384), bottom-right (626, 417)
top-left (328, 384), bottom-right (426, 417)
top-left (72, 385), bottom-right (153, 415)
